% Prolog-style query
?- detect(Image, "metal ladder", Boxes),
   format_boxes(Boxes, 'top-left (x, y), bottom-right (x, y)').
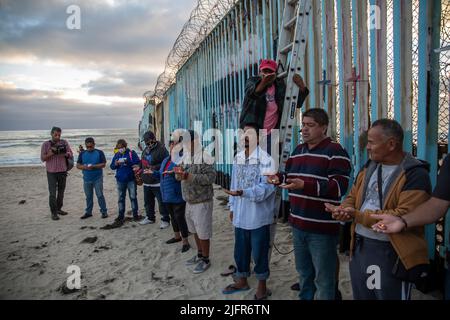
top-left (274, 0), bottom-right (311, 218)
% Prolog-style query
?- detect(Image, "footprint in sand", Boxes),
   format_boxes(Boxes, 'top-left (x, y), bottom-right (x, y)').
top-left (80, 236), bottom-right (98, 244)
top-left (6, 252), bottom-right (22, 261)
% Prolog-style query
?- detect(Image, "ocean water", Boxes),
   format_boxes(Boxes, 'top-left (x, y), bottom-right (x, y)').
top-left (0, 128), bottom-right (139, 167)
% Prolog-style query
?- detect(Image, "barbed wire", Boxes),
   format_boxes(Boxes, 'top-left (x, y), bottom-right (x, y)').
top-left (147, 0), bottom-right (239, 104)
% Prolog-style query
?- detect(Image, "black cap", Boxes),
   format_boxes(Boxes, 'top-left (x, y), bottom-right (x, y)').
top-left (143, 131), bottom-right (156, 142)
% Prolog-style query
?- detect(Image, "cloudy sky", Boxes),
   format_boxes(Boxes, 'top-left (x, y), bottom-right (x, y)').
top-left (0, 0), bottom-right (197, 130)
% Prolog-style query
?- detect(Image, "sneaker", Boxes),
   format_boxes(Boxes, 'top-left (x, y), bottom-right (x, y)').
top-left (160, 221), bottom-right (170, 229)
top-left (111, 218), bottom-right (124, 227)
top-left (193, 260), bottom-right (210, 274)
top-left (58, 210), bottom-right (68, 216)
top-left (51, 214), bottom-right (60, 221)
top-left (139, 217), bottom-right (155, 225)
top-left (80, 214), bottom-right (93, 220)
top-left (186, 255), bottom-right (201, 266)
top-left (181, 244), bottom-right (191, 253)
top-left (101, 213), bottom-right (108, 219)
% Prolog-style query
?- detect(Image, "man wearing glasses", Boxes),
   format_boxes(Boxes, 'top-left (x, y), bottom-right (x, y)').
top-left (77, 137), bottom-right (108, 219)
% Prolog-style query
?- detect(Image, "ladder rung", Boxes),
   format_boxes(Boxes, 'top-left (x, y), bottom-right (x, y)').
top-left (278, 70), bottom-right (288, 79)
top-left (284, 16), bottom-right (297, 30)
top-left (288, 0), bottom-right (298, 6)
top-left (280, 43), bottom-right (294, 54)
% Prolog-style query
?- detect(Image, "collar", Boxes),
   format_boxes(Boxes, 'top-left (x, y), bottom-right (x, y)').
top-left (302, 137), bottom-right (331, 151)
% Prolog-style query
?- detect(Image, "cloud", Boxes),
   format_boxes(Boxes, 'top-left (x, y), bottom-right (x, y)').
top-left (0, 0), bottom-right (198, 130)
top-left (0, 0), bottom-right (197, 72)
top-left (82, 70), bottom-right (159, 97)
top-left (0, 85), bottom-right (144, 130)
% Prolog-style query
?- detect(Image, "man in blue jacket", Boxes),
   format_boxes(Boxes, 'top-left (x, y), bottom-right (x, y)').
top-left (77, 137), bottom-right (108, 219)
top-left (110, 139), bottom-right (140, 227)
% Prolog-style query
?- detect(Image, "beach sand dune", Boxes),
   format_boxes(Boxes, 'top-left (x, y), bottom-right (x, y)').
top-left (0, 167), bottom-right (440, 300)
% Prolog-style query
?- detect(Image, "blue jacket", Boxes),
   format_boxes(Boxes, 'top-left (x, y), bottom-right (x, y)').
top-left (110, 149), bottom-right (140, 183)
top-left (153, 156), bottom-right (184, 204)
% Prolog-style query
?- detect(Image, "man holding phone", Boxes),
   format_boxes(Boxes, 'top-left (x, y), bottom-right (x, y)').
top-left (77, 137), bottom-right (108, 219)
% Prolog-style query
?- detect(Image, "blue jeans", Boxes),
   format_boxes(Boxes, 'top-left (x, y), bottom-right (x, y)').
top-left (83, 177), bottom-right (107, 215)
top-left (292, 227), bottom-right (338, 300)
top-left (234, 225), bottom-right (271, 281)
top-left (143, 186), bottom-right (169, 222)
top-left (117, 180), bottom-right (138, 219)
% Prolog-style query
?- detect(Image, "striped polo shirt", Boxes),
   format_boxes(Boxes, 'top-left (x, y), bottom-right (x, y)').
top-left (285, 137), bottom-right (352, 235)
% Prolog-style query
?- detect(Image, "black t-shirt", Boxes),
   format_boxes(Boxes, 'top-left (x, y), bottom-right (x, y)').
top-left (432, 154), bottom-right (450, 201)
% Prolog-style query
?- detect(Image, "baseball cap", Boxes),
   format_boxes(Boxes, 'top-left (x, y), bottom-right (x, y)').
top-left (259, 59), bottom-right (277, 72)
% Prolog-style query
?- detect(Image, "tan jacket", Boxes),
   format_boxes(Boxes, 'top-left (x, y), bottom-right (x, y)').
top-left (342, 153), bottom-right (431, 269)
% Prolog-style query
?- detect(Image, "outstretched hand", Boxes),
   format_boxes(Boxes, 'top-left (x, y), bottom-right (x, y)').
top-left (279, 178), bottom-right (304, 190)
top-left (370, 214), bottom-right (405, 234)
top-left (264, 173), bottom-right (280, 185)
top-left (324, 203), bottom-right (354, 222)
top-left (223, 189), bottom-right (243, 197)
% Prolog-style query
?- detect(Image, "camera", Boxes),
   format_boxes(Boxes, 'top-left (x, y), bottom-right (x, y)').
top-left (51, 143), bottom-right (67, 155)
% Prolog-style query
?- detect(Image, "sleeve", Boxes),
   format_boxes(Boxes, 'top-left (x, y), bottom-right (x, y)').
top-left (77, 152), bottom-right (83, 164)
top-left (228, 161), bottom-right (237, 212)
top-left (353, 167), bottom-right (432, 228)
top-left (341, 169), bottom-right (364, 209)
top-left (153, 146), bottom-right (169, 169)
top-left (302, 146), bottom-right (352, 200)
top-left (152, 158), bottom-right (166, 179)
top-left (65, 140), bottom-right (73, 158)
top-left (191, 164), bottom-right (216, 185)
top-left (41, 142), bottom-right (48, 162)
top-left (110, 153), bottom-right (118, 170)
top-left (131, 151), bottom-right (140, 166)
top-left (140, 151), bottom-right (145, 169)
top-left (245, 77), bottom-right (263, 100)
top-left (296, 87), bottom-right (310, 108)
top-left (99, 150), bottom-right (106, 164)
top-left (433, 155), bottom-right (450, 201)
top-left (242, 175), bottom-right (276, 202)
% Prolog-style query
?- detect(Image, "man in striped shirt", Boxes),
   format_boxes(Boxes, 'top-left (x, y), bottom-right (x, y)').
top-left (267, 108), bottom-right (351, 300)
top-left (40, 127), bottom-right (74, 221)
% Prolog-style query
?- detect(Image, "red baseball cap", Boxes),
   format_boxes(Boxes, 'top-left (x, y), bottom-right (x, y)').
top-left (259, 59), bottom-right (277, 72)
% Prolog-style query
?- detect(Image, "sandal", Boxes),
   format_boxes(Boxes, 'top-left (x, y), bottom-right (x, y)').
top-left (222, 283), bottom-right (251, 295)
top-left (220, 265), bottom-right (236, 277)
top-left (254, 289), bottom-right (272, 300)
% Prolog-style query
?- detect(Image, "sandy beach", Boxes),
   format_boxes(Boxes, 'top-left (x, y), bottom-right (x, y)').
top-left (0, 166), bottom-right (441, 300)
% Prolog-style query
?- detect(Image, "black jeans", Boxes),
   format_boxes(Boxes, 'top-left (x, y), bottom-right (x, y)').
top-left (166, 203), bottom-right (188, 238)
top-left (47, 172), bottom-right (67, 214)
top-left (143, 186), bottom-right (169, 222)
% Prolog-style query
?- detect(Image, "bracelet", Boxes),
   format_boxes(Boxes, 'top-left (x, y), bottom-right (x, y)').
top-left (399, 216), bottom-right (408, 231)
